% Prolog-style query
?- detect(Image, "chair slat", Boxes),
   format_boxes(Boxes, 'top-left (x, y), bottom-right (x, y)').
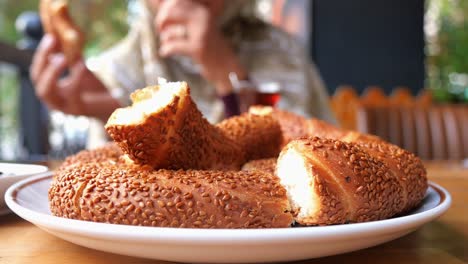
top-left (388, 106), bottom-right (403, 146)
top-left (414, 107), bottom-right (432, 160)
top-left (441, 106), bottom-right (463, 160)
top-left (428, 107), bottom-right (447, 160)
top-left (452, 105), bottom-right (468, 158)
top-left (400, 107), bottom-right (417, 154)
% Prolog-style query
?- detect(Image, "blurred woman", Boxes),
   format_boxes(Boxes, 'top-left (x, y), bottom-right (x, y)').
top-left (31, 0), bottom-right (335, 145)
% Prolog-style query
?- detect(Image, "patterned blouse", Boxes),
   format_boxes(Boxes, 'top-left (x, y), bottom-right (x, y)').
top-left (89, 0), bottom-right (336, 125)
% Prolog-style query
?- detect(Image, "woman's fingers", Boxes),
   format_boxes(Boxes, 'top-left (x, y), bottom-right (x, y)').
top-left (57, 60), bottom-right (86, 99)
top-left (35, 54), bottom-right (67, 109)
top-left (156, 0), bottom-right (213, 59)
top-left (155, 0), bottom-right (190, 31)
top-left (159, 38), bottom-right (191, 57)
top-left (30, 34), bottom-right (58, 83)
top-left (159, 24), bottom-right (189, 43)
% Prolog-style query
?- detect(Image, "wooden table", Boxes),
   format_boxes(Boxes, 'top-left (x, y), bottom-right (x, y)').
top-left (0, 161), bottom-right (467, 264)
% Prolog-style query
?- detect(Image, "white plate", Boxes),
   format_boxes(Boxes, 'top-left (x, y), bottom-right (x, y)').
top-left (6, 173), bottom-right (451, 263)
top-left (0, 162), bottom-right (48, 215)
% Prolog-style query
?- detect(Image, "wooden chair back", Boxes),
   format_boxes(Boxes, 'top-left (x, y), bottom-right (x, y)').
top-left (361, 86), bottom-right (387, 106)
top-left (416, 89), bottom-right (433, 106)
top-left (330, 85), bottom-right (359, 130)
top-left (356, 104), bottom-right (467, 160)
top-left (390, 86), bottom-right (413, 106)
top-left (330, 87), bottom-right (449, 158)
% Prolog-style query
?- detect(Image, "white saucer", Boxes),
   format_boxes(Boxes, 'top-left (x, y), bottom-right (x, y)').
top-left (5, 173), bottom-right (451, 263)
top-left (0, 163), bottom-right (48, 215)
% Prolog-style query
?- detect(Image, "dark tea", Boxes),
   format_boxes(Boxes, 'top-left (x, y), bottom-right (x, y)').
top-left (255, 83), bottom-right (281, 106)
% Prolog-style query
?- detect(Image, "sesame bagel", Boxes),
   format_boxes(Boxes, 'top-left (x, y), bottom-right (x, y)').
top-left (106, 82), bottom-right (244, 170)
top-left (49, 162), bottom-right (293, 228)
top-left (276, 137), bottom-right (404, 225)
top-left (51, 91), bottom-right (428, 229)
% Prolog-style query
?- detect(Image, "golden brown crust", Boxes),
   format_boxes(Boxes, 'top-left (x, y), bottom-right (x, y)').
top-left (306, 115), bottom-right (427, 213)
top-left (249, 106), bottom-right (308, 146)
top-left (249, 106), bottom-right (382, 145)
top-left (106, 84), bottom-right (244, 170)
top-left (250, 107), bottom-right (427, 222)
top-left (49, 162), bottom-right (293, 228)
top-left (277, 137), bottom-right (404, 225)
top-left (39, 0), bottom-right (54, 34)
top-left (242, 158), bottom-right (277, 175)
top-left (40, 0), bottom-right (84, 64)
top-left (50, 1), bottom-right (84, 64)
top-left (217, 113), bottom-right (283, 161)
top-left (306, 118), bottom-right (349, 139)
top-left (356, 141), bottom-right (428, 213)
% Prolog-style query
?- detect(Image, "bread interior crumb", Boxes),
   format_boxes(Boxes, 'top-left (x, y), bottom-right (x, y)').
top-left (110, 82), bottom-right (184, 125)
top-left (276, 149), bottom-right (317, 219)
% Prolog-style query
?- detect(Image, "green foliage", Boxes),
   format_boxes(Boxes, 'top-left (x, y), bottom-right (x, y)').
top-left (69, 0), bottom-right (130, 57)
top-left (0, 0), bottom-right (38, 44)
top-left (0, 0), bottom-right (130, 55)
top-left (0, 65), bottom-right (20, 159)
top-left (0, 0), bottom-right (131, 159)
top-left (427, 0), bottom-right (468, 102)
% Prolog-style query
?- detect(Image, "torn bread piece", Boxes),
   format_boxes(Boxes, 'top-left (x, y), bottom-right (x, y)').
top-left (276, 137), bottom-right (404, 225)
top-left (40, 0), bottom-right (84, 64)
top-left (106, 82), bottom-right (244, 170)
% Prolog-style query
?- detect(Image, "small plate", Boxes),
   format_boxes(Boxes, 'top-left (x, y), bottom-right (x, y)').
top-left (0, 163), bottom-right (48, 215)
top-left (6, 174), bottom-right (451, 263)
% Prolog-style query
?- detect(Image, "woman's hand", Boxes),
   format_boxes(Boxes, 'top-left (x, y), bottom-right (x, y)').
top-left (155, 0), bottom-right (247, 96)
top-left (30, 34), bottom-right (120, 121)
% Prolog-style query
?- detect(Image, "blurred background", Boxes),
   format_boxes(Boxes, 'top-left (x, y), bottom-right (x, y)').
top-left (0, 0), bottom-right (466, 161)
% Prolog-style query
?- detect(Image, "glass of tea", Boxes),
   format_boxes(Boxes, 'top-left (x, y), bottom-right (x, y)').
top-left (255, 82), bottom-right (281, 107)
top-left (229, 72), bottom-right (282, 111)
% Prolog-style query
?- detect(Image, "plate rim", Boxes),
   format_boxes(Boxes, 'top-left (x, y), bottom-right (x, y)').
top-left (0, 162), bottom-right (48, 180)
top-left (5, 173), bottom-right (452, 244)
